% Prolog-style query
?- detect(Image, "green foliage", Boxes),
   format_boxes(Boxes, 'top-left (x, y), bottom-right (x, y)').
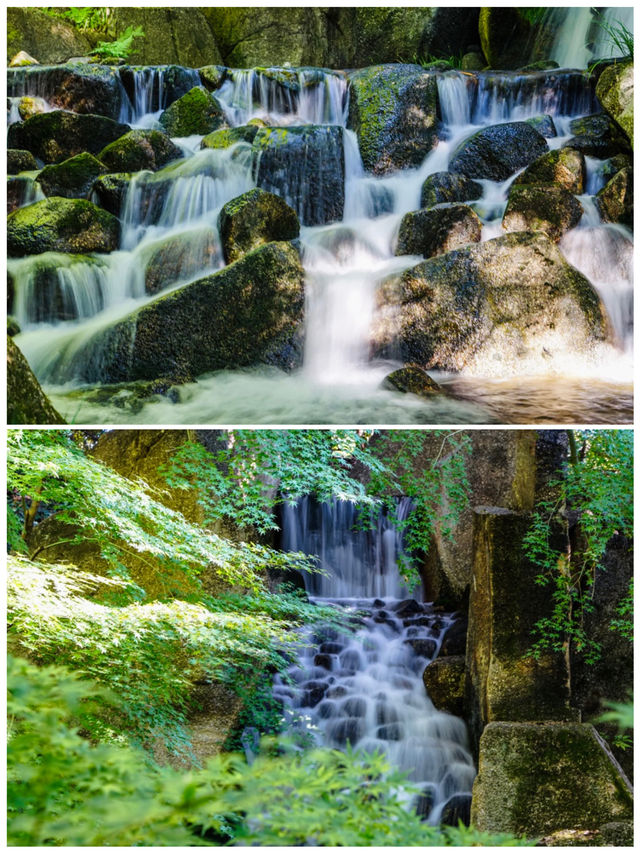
top-left (518, 8), bottom-right (548, 27)
top-left (9, 656), bottom-right (532, 847)
top-left (593, 11), bottom-right (634, 59)
top-left (92, 25), bottom-right (144, 60)
top-left (611, 578), bottom-right (633, 640)
top-left (523, 430), bottom-right (633, 663)
top-left (43, 7), bottom-right (111, 32)
top-left (597, 698), bottom-right (633, 751)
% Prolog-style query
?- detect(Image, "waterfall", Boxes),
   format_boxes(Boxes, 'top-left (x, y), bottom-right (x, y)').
top-left (277, 495), bottom-right (476, 825)
top-left (118, 65), bottom-right (201, 126)
top-left (546, 7), bottom-right (634, 68)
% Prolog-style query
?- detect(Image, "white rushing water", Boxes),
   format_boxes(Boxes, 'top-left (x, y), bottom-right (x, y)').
top-left (546, 7), bottom-right (634, 69)
top-left (9, 63), bottom-right (633, 424)
top-left (276, 496), bottom-right (476, 825)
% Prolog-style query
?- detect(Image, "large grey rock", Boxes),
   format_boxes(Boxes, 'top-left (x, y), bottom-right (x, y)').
top-left (513, 148), bottom-right (586, 194)
top-left (373, 232), bottom-right (608, 373)
top-left (449, 121), bottom-right (548, 181)
top-left (566, 113), bottom-right (629, 159)
top-left (218, 188), bottom-right (299, 264)
top-left (396, 204), bottom-right (482, 258)
top-left (98, 130), bottom-right (183, 173)
top-left (7, 336), bottom-right (64, 425)
top-left (7, 63), bottom-right (124, 119)
top-left (596, 167), bottom-right (633, 229)
top-left (7, 8), bottom-right (92, 65)
top-left (471, 722), bottom-right (633, 836)
top-left (158, 86), bottom-right (227, 137)
top-left (7, 111), bottom-right (130, 164)
top-left (422, 655), bottom-right (465, 716)
top-left (503, 185), bottom-right (584, 242)
top-left (420, 171), bottom-right (483, 209)
top-left (253, 125), bottom-right (344, 226)
top-left (347, 64), bottom-right (439, 175)
top-left (7, 149), bottom-right (38, 174)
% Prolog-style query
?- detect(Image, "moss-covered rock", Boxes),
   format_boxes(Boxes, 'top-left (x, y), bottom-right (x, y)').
top-left (7, 149), bottom-right (38, 174)
top-left (518, 60), bottom-right (560, 72)
top-left (567, 113), bottom-right (630, 158)
top-left (111, 8), bottom-right (223, 67)
top-left (16, 95), bottom-right (46, 121)
top-left (159, 86), bottom-right (227, 137)
top-left (218, 188), bottom-right (300, 264)
top-left (57, 241), bottom-right (305, 384)
top-left (595, 167), bottom-right (633, 229)
top-left (381, 365), bottom-right (443, 397)
top-left (36, 152), bottom-right (107, 200)
top-left (7, 7), bottom-right (92, 65)
top-left (524, 114), bottom-right (557, 138)
top-left (141, 228), bottom-right (221, 294)
top-left (422, 655), bottom-right (465, 716)
top-left (7, 335), bottom-right (64, 424)
top-left (201, 125), bottom-right (258, 150)
top-left (478, 8), bottom-right (534, 69)
top-left (503, 185), bottom-right (583, 242)
top-left (98, 130), bottom-right (183, 173)
top-left (449, 121), bottom-right (548, 181)
top-left (253, 125), bottom-right (344, 226)
top-left (8, 318), bottom-right (21, 337)
top-left (199, 65), bottom-right (228, 92)
top-left (347, 64), bottom-right (439, 175)
top-left (7, 197), bottom-right (120, 257)
top-left (596, 60), bottom-right (633, 149)
top-left (461, 52), bottom-right (485, 71)
top-left (372, 232), bottom-right (608, 373)
top-left (420, 172), bottom-right (483, 208)
top-left (396, 203), bottom-right (482, 259)
top-left (7, 110), bottom-right (131, 164)
top-left (513, 148), bottom-right (585, 193)
top-left (92, 173), bottom-right (132, 218)
top-left (7, 64), bottom-right (124, 120)
top-left (471, 721), bottom-right (633, 836)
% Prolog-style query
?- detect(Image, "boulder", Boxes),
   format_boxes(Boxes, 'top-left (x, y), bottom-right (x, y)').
top-left (440, 794), bottom-right (472, 827)
top-left (422, 655), bottom-right (465, 716)
top-left (596, 60), bottom-right (633, 149)
top-left (420, 171), bottom-right (483, 209)
top-left (36, 152), bottom-right (107, 199)
top-left (253, 125), bottom-right (344, 226)
top-left (478, 7), bottom-right (535, 69)
top-left (449, 121), bottom-right (548, 181)
top-left (7, 63), bottom-right (124, 119)
top-left (141, 228), bottom-right (222, 294)
top-left (440, 617), bottom-right (468, 656)
top-left (54, 241), bottom-right (305, 384)
top-left (513, 148), bottom-right (585, 193)
top-left (7, 149), bottom-right (38, 174)
top-left (92, 173), bottom-right (132, 218)
top-left (7, 111), bottom-right (131, 164)
top-left (396, 204), bottom-right (482, 258)
top-left (7, 7), bottom-right (92, 65)
top-left (595, 167), bottom-right (633, 229)
top-left (159, 86), bottom-right (227, 137)
top-left (525, 114), bottom-right (557, 138)
top-left (218, 188), bottom-right (300, 264)
top-left (7, 336), bottom-right (64, 425)
top-left (372, 232), bottom-right (607, 373)
top-left (7, 198), bottom-right (120, 257)
top-left (347, 64), bottom-right (439, 175)
top-left (381, 365), bottom-right (442, 397)
top-left (201, 126), bottom-right (258, 150)
top-left (9, 51), bottom-right (39, 67)
top-left (567, 113), bottom-right (629, 159)
top-left (17, 96), bottom-right (46, 121)
top-left (461, 52), bottom-right (485, 71)
top-left (8, 318), bottom-right (21, 337)
top-left (503, 185), bottom-right (583, 242)
top-left (98, 130), bottom-right (183, 173)
top-left (471, 722), bottom-right (633, 836)
top-left (199, 65), bottom-right (228, 92)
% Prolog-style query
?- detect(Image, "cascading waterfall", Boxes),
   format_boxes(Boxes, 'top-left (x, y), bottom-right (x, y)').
top-left (543, 6), bottom-right (634, 69)
top-left (118, 65), bottom-right (201, 126)
top-left (277, 496), bottom-right (476, 825)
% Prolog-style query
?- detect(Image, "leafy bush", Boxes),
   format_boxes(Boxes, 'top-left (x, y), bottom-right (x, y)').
top-left (92, 25), bottom-right (144, 61)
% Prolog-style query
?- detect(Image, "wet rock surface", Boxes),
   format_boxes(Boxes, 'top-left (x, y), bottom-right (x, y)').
top-left (218, 188), bottom-right (300, 263)
top-left (449, 121), bottom-right (548, 181)
top-left (396, 203), bottom-right (482, 258)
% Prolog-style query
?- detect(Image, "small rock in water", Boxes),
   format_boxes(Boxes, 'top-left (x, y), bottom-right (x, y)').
top-left (319, 642), bottom-right (343, 655)
top-left (313, 653), bottom-right (333, 670)
top-left (393, 599), bottom-right (424, 618)
top-left (404, 638), bottom-right (438, 658)
top-left (10, 50), bottom-right (39, 67)
top-left (440, 793), bottom-right (472, 827)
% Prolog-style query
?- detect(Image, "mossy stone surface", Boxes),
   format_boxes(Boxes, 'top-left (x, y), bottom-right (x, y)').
top-left (420, 172), bottom-right (483, 208)
top-left (596, 167), bottom-right (633, 228)
top-left (478, 8), bottom-right (533, 69)
top-left (449, 121), bottom-right (548, 181)
top-left (7, 7), bottom-right (92, 64)
top-left (567, 113), bottom-right (630, 158)
top-left (503, 184), bottom-right (584, 242)
top-left (381, 365), bottom-right (442, 397)
top-left (8, 197), bottom-right (120, 257)
top-left (92, 173), bottom-right (132, 218)
top-left (111, 8), bottom-right (223, 67)
top-left (513, 148), bottom-right (585, 193)
top-left (199, 65), bottom-right (228, 92)
top-left (7, 149), bottom-right (38, 174)
top-left (422, 655), bottom-right (465, 716)
top-left (36, 152), bottom-right (107, 199)
top-left (396, 203), bottom-right (482, 259)
top-left (524, 114), bottom-right (557, 138)
top-left (7, 335), bottom-right (64, 424)
top-left (7, 110), bottom-right (131, 164)
top-left (347, 64), bottom-right (439, 175)
top-left (596, 60), bottom-right (633, 149)
top-left (471, 722), bottom-right (633, 836)
top-left (159, 86), bottom-right (227, 137)
top-left (201, 126), bottom-right (258, 150)
top-left (7, 63), bottom-right (124, 119)
top-left (218, 188), bottom-right (300, 263)
top-left (98, 130), bottom-right (182, 173)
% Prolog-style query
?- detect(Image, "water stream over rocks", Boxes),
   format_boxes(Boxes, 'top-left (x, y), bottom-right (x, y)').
top-left (276, 496), bottom-right (476, 825)
top-left (8, 55), bottom-right (633, 424)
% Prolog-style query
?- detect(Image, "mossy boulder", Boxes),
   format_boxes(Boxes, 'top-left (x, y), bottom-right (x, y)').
top-left (422, 655), bottom-right (465, 716)
top-left (17, 95), bottom-right (46, 121)
top-left (92, 173), bottom-right (132, 218)
top-left (141, 228), bottom-right (221, 294)
top-left (524, 114), bottom-right (557, 138)
top-left (7, 335), bottom-right (64, 424)
top-left (471, 722), bottom-right (633, 836)
top-left (36, 152), bottom-right (107, 200)
top-left (253, 125), bottom-right (344, 226)
top-left (7, 7), bottom-right (92, 65)
top-left (7, 198), bottom-right (120, 257)
top-left (199, 65), bottom-right (228, 92)
top-left (159, 86), bottom-right (227, 137)
top-left (513, 148), bottom-right (585, 193)
top-left (201, 125), bottom-right (258, 150)
top-left (7, 64), bottom-right (124, 119)
top-left (347, 64), bottom-right (439, 175)
top-left (7, 111), bottom-right (131, 164)
top-left (218, 188), bottom-right (300, 264)
top-left (7, 149), bottom-right (38, 174)
top-left (420, 172), bottom-right (483, 208)
top-left (381, 365), bottom-right (442, 397)
top-left (478, 8), bottom-right (533, 69)
top-left (111, 8), bottom-right (223, 67)
top-left (596, 60), bottom-right (633, 149)
top-left (98, 130), bottom-right (183, 173)
top-left (54, 241), bottom-right (305, 384)
top-left (461, 52), bottom-right (485, 71)
top-left (396, 204), bottom-right (482, 259)
top-left (503, 185), bottom-right (583, 242)
top-left (449, 121), bottom-right (548, 181)
top-left (372, 232), bottom-right (608, 373)
top-left (596, 167), bottom-right (633, 229)
top-left (566, 113), bottom-right (629, 159)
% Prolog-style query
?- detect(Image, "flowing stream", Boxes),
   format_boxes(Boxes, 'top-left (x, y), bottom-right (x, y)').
top-left (277, 496), bottom-right (476, 825)
top-left (9, 47), bottom-right (633, 424)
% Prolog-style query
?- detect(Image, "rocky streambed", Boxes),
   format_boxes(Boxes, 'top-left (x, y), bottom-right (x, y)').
top-left (7, 59), bottom-right (633, 424)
